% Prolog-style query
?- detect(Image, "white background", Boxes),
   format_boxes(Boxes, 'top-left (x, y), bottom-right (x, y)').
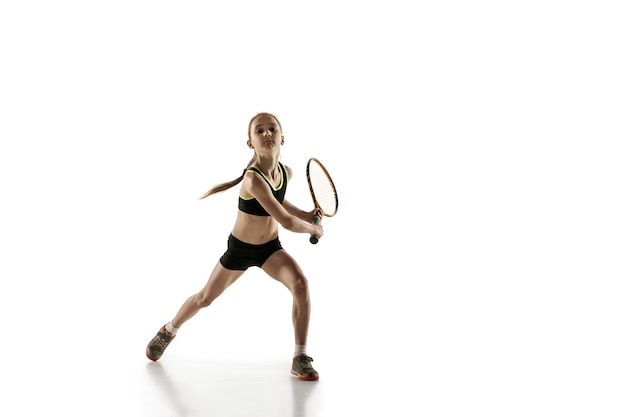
top-left (1, 1), bottom-right (625, 416)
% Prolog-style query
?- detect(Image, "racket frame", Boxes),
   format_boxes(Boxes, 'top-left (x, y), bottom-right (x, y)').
top-left (306, 157), bottom-right (339, 218)
top-left (306, 157), bottom-right (338, 244)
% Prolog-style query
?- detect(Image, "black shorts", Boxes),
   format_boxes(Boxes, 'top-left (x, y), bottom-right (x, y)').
top-left (219, 234), bottom-right (283, 271)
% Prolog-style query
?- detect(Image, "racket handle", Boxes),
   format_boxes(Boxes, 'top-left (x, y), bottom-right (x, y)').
top-left (309, 215), bottom-right (321, 244)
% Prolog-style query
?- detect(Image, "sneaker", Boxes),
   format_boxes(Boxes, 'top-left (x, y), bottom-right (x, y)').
top-left (146, 325), bottom-right (175, 361)
top-left (291, 354), bottom-right (319, 381)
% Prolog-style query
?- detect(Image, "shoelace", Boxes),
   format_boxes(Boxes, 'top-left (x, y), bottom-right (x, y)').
top-left (154, 334), bottom-right (172, 349)
top-left (297, 355), bottom-right (314, 369)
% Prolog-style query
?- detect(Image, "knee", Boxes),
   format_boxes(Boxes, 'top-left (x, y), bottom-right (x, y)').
top-left (291, 275), bottom-right (309, 299)
top-left (192, 292), bottom-right (214, 309)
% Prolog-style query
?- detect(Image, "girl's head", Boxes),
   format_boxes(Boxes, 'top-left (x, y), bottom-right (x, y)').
top-left (247, 112), bottom-right (283, 142)
top-left (247, 112), bottom-right (284, 153)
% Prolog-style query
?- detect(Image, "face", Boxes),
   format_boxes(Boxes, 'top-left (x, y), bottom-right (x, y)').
top-left (247, 113), bottom-right (284, 152)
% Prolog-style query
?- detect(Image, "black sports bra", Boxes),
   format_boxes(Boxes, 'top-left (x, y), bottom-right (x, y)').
top-left (238, 162), bottom-right (288, 216)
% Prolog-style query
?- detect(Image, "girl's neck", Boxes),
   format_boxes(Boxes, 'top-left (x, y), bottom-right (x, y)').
top-left (253, 155), bottom-right (280, 175)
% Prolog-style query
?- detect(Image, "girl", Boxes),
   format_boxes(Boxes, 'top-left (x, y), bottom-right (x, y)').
top-left (146, 112), bottom-right (323, 381)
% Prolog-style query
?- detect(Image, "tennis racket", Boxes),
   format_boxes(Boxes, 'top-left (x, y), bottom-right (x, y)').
top-left (306, 157), bottom-right (339, 244)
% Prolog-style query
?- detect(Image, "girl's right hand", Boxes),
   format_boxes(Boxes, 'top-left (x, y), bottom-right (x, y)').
top-left (306, 208), bottom-right (323, 225)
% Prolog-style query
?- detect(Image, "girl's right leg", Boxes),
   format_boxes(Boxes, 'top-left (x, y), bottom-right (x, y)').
top-left (146, 261), bottom-right (245, 361)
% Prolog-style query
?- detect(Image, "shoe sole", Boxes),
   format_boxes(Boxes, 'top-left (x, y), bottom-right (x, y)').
top-left (290, 370), bottom-right (319, 381)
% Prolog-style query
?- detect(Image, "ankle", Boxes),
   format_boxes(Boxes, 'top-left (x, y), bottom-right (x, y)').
top-left (164, 321), bottom-right (179, 336)
top-left (294, 345), bottom-right (306, 357)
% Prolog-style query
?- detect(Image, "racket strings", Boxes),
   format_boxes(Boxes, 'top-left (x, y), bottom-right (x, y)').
top-left (309, 162), bottom-right (338, 216)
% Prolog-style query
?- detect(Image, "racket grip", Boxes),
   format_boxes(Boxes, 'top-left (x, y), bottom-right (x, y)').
top-left (309, 215), bottom-right (321, 244)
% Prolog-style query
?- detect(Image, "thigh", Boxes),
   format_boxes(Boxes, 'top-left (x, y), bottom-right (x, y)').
top-left (199, 261), bottom-right (246, 301)
top-left (262, 250), bottom-right (306, 290)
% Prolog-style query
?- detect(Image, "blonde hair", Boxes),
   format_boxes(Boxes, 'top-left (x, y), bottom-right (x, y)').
top-left (199, 112), bottom-right (282, 199)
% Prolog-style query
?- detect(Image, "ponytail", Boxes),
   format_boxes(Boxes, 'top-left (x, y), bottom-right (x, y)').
top-left (198, 156), bottom-right (255, 200)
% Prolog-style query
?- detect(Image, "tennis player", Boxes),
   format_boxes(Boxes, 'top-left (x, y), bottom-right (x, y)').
top-left (146, 112), bottom-right (323, 381)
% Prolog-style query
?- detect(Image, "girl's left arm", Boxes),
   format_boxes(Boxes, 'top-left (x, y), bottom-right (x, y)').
top-left (283, 164), bottom-right (320, 223)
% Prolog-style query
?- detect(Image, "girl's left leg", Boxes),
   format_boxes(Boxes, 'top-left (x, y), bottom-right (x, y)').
top-left (262, 250), bottom-right (311, 346)
top-left (262, 250), bottom-right (319, 381)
